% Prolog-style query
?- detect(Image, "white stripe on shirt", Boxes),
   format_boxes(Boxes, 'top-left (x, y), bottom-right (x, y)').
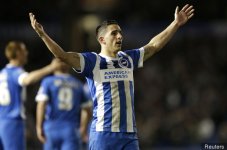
top-left (111, 82), bottom-right (120, 132)
top-left (93, 55), bottom-right (105, 131)
top-left (125, 81), bottom-right (134, 132)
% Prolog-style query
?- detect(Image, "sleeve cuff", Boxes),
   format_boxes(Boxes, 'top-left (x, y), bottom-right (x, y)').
top-left (72, 53), bottom-right (85, 73)
top-left (138, 47), bottom-right (144, 68)
top-left (18, 72), bottom-right (29, 86)
top-left (81, 100), bottom-right (92, 108)
top-left (35, 94), bottom-right (49, 102)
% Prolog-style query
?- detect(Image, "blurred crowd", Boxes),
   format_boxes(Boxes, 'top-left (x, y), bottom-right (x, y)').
top-left (134, 34), bottom-right (227, 149)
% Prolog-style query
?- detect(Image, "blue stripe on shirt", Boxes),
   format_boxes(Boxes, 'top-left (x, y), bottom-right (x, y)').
top-left (103, 82), bottom-right (112, 130)
top-left (130, 81), bottom-right (136, 132)
top-left (118, 81), bottom-right (127, 132)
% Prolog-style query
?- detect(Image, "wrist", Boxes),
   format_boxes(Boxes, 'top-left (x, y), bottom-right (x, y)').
top-left (36, 126), bottom-right (42, 130)
top-left (172, 20), bottom-right (181, 28)
top-left (37, 30), bottom-right (45, 38)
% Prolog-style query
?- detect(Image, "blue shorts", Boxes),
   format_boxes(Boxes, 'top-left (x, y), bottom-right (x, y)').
top-left (44, 121), bottom-right (81, 150)
top-left (0, 119), bottom-right (25, 150)
top-left (89, 131), bottom-right (140, 150)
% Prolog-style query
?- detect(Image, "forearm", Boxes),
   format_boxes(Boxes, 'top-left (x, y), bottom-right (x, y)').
top-left (40, 32), bottom-right (67, 61)
top-left (80, 108), bottom-right (92, 131)
top-left (23, 64), bottom-right (53, 86)
top-left (36, 102), bottom-right (46, 130)
top-left (144, 20), bottom-right (180, 61)
top-left (40, 32), bottom-right (81, 69)
top-left (149, 20), bottom-right (179, 50)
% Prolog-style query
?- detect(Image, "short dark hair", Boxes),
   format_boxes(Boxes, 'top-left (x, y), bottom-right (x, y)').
top-left (96, 20), bottom-right (118, 39)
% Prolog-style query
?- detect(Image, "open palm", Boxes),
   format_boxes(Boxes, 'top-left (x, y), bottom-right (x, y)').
top-left (175, 4), bottom-right (194, 26)
top-left (29, 13), bottom-right (45, 37)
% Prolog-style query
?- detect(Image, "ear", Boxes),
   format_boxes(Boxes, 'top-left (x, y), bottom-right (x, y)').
top-left (99, 37), bottom-right (106, 45)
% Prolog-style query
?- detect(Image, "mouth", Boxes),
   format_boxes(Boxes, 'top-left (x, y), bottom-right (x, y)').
top-left (116, 41), bottom-right (122, 46)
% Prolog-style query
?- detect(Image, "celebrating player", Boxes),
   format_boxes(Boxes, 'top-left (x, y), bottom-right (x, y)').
top-left (35, 58), bottom-right (92, 150)
top-left (29, 4), bottom-right (194, 150)
top-left (0, 41), bottom-right (58, 150)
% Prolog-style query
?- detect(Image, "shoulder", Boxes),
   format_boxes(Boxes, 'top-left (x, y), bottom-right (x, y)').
top-left (123, 47), bottom-right (144, 54)
top-left (15, 66), bottom-right (26, 74)
top-left (41, 75), bottom-right (55, 83)
top-left (81, 52), bottom-right (97, 58)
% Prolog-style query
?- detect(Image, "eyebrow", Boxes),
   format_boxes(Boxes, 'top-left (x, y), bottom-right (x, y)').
top-left (111, 29), bottom-right (122, 33)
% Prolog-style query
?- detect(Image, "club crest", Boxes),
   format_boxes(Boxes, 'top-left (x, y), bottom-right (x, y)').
top-left (118, 57), bottom-right (129, 68)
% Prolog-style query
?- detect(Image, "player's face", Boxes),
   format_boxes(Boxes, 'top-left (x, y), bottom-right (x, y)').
top-left (17, 44), bottom-right (28, 65)
top-left (103, 24), bottom-right (123, 52)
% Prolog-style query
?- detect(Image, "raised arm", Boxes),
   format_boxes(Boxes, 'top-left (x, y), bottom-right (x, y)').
top-left (29, 13), bottom-right (81, 70)
top-left (143, 4), bottom-right (194, 61)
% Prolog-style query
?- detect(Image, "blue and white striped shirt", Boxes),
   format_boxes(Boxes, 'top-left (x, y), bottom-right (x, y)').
top-left (75, 48), bottom-right (144, 133)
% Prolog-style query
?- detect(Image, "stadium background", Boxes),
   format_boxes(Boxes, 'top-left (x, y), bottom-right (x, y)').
top-left (1, 0), bottom-right (227, 149)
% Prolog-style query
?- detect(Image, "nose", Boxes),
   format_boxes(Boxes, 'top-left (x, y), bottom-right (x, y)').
top-left (117, 33), bottom-right (123, 40)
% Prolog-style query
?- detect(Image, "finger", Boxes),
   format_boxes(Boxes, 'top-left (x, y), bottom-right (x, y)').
top-left (31, 19), bottom-right (35, 26)
top-left (29, 13), bottom-right (34, 21)
top-left (175, 6), bottom-right (179, 14)
top-left (31, 14), bottom-right (36, 23)
top-left (181, 4), bottom-right (189, 12)
top-left (185, 5), bottom-right (193, 14)
top-left (29, 12), bottom-right (32, 19)
top-left (33, 19), bottom-right (37, 27)
top-left (187, 9), bottom-right (195, 16)
top-left (29, 12), bottom-right (33, 18)
top-left (187, 13), bottom-right (194, 20)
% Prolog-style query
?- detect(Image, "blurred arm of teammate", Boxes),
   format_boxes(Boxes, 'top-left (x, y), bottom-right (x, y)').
top-left (80, 106), bottom-right (92, 143)
top-left (21, 59), bottom-right (58, 86)
top-left (36, 101), bottom-right (47, 143)
top-left (29, 13), bottom-right (81, 70)
top-left (143, 4), bottom-right (194, 61)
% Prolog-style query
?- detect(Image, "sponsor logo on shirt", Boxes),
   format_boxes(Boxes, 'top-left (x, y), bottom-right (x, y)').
top-left (100, 68), bottom-right (133, 82)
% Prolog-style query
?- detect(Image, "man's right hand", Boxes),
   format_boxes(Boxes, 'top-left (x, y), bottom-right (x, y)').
top-left (36, 127), bottom-right (46, 143)
top-left (29, 13), bottom-right (45, 37)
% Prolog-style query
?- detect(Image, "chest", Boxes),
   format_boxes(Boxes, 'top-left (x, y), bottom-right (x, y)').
top-left (94, 57), bottom-right (134, 82)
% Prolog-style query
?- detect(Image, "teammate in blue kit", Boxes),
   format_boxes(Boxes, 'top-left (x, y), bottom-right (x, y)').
top-left (35, 58), bottom-right (92, 150)
top-left (29, 4), bottom-right (194, 150)
top-left (81, 83), bottom-right (93, 150)
top-left (0, 41), bottom-right (58, 150)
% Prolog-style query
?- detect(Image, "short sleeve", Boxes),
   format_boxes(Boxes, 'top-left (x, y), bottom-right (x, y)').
top-left (13, 68), bottom-right (28, 86)
top-left (124, 47), bottom-right (144, 69)
top-left (80, 83), bottom-right (92, 108)
top-left (35, 78), bottom-right (50, 102)
top-left (18, 72), bottom-right (28, 86)
top-left (73, 52), bottom-right (97, 77)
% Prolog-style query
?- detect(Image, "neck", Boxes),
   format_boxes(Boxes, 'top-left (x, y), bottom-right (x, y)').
top-left (100, 47), bottom-right (118, 58)
top-left (54, 71), bottom-right (69, 75)
top-left (9, 60), bottom-right (22, 66)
